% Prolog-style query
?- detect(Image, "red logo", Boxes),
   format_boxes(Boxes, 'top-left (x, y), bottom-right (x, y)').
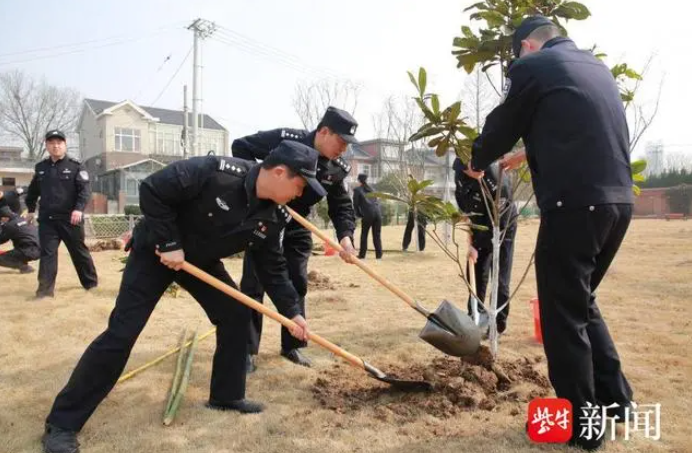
top-left (527, 398), bottom-right (573, 443)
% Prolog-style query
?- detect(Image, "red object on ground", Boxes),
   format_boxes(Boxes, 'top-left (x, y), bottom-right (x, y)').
top-left (530, 298), bottom-right (543, 344)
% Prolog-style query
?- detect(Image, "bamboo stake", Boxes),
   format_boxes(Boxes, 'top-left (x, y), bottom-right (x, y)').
top-left (163, 328), bottom-right (188, 420)
top-left (163, 328), bottom-right (199, 426)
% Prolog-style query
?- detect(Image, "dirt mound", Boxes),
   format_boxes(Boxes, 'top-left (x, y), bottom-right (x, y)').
top-left (312, 345), bottom-right (550, 420)
top-left (88, 238), bottom-right (124, 252)
top-left (308, 270), bottom-right (337, 290)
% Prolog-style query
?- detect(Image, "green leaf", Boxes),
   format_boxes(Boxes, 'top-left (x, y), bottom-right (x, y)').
top-left (562, 1), bottom-right (591, 20)
top-left (632, 184), bottom-right (641, 196)
top-left (448, 101), bottom-right (461, 123)
top-left (631, 159), bottom-right (647, 175)
top-left (407, 71), bottom-right (419, 92)
top-left (369, 192), bottom-right (407, 204)
top-left (428, 136), bottom-right (444, 148)
top-left (624, 68), bottom-right (643, 80)
top-left (431, 94), bottom-right (440, 115)
top-left (415, 98), bottom-right (438, 123)
top-left (461, 25), bottom-right (474, 38)
top-left (633, 173), bottom-right (646, 183)
top-left (418, 67), bottom-right (427, 95)
top-left (463, 1), bottom-right (487, 13)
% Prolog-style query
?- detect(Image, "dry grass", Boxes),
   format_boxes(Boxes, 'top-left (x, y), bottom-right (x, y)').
top-left (0, 219), bottom-right (690, 452)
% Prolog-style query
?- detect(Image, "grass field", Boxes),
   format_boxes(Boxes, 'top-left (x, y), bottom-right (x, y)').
top-left (0, 219), bottom-right (690, 453)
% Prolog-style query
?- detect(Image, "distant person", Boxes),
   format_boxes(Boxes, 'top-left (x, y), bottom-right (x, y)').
top-left (0, 206), bottom-right (40, 274)
top-left (0, 186), bottom-right (27, 214)
top-left (25, 130), bottom-right (98, 299)
top-left (352, 173), bottom-right (382, 259)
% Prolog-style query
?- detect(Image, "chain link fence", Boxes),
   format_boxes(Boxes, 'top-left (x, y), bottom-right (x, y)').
top-left (84, 214), bottom-right (142, 240)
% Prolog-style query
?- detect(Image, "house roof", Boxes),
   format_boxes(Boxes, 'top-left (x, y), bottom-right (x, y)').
top-left (346, 143), bottom-right (376, 161)
top-left (84, 98), bottom-right (226, 131)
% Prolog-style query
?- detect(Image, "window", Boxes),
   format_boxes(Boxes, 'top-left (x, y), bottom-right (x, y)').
top-left (382, 145), bottom-right (400, 160)
top-left (114, 128), bottom-right (141, 152)
top-left (157, 132), bottom-right (178, 155)
top-left (360, 164), bottom-right (371, 177)
top-left (2, 177), bottom-right (16, 186)
top-left (126, 177), bottom-right (139, 196)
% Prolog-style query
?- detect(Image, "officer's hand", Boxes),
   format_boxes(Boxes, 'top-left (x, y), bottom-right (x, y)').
top-left (289, 315), bottom-right (309, 341)
top-left (500, 150), bottom-right (526, 171)
top-left (159, 249), bottom-right (185, 271)
top-left (468, 245), bottom-right (479, 264)
top-left (463, 167), bottom-right (485, 180)
top-left (25, 212), bottom-right (35, 224)
top-left (70, 210), bottom-right (83, 225)
top-left (338, 237), bottom-right (358, 264)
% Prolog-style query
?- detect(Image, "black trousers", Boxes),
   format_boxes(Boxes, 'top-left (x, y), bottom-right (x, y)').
top-left (535, 204), bottom-right (633, 441)
top-left (402, 212), bottom-right (426, 251)
top-left (466, 221), bottom-right (516, 331)
top-left (358, 214), bottom-right (382, 259)
top-left (242, 226), bottom-right (311, 355)
top-left (0, 247), bottom-right (39, 269)
top-left (46, 246), bottom-right (250, 432)
top-left (37, 219), bottom-right (97, 296)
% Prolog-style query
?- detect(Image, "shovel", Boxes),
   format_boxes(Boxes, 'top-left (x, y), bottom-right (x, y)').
top-left (284, 206), bottom-right (481, 357)
top-left (180, 260), bottom-right (432, 392)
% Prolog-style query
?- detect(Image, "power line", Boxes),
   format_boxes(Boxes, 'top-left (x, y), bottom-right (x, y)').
top-left (150, 47), bottom-right (193, 106)
top-left (0, 27), bottom-right (182, 67)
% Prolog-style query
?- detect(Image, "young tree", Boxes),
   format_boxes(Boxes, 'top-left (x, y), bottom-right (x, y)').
top-left (0, 70), bottom-right (81, 160)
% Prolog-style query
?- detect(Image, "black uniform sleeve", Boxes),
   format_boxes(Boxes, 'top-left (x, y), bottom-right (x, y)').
top-left (25, 168), bottom-right (40, 213)
top-left (250, 233), bottom-right (301, 319)
top-left (231, 129), bottom-right (286, 162)
top-left (0, 224), bottom-right (10, 244)
top-left (471, 62), bottom-right (539, 170)
top-left (327, 180), bottom-right (356, 241)
top-left (138, 157), bottom-right (215, 252)
top-left (74, 164), bottom-right (91, 212)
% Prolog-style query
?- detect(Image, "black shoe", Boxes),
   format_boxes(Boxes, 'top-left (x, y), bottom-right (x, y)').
top-left (20, 265), bottom-right (35, 274)
top-left (246, 354), bottom-right (257, 374)
top-left (84, 284), bottom-right (98, 291)
top-left (42, 423), bottom-right (79, 453)
top-left (206, 398), bottom-right (265, 414)
top-left (35, 292), bottom-right (54, 300)
top-left (280, 348), bottom-right (312, 367)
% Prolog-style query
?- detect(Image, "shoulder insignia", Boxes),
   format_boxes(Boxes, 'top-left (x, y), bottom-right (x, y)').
top-left (218, 158), bottom-right (247, 176)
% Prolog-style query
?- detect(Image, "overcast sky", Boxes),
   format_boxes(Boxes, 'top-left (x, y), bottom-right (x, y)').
top-left (0, 0), bottom-right (688, 160)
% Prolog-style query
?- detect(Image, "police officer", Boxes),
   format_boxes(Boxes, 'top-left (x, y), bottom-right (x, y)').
top-left (0, 186), bottom-right (27, 214)
top-left (25, 130), bottom-right (98, 299)
top-left (0, 206), bottom-right (40, 273)
top-left (454, 159), bottom-right (516, 334)
top-left (468, 16), bottom-right (634, 450)
top-left (352, 173), bottom-right (383, 259)
top-left (232, 106), bottom-right (358, 371)
top-left (42, 141), bottom-right (318, 453)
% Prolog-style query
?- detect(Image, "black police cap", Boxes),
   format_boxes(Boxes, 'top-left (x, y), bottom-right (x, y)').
top-left (512, 15), bottom-right (555, 58)
top-left (263, 140), bottom-right (327, 197)
top-left (45, 129), bottom-right (67, 141)
top-left (319, 106), bottom-right (359, 144)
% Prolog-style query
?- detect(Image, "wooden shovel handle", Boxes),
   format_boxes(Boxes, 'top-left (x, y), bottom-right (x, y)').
top-left (284, 206), bottom-right (418, 310)
top-left (180, 261), bottom-right (365, 371)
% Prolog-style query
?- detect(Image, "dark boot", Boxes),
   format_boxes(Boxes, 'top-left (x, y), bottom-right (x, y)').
top-left (206, 399), bottom-right (265, 414)
top-left (280, 348), bottom-right (312, 367)
top-left (42, 423), bottom-right (79, 453)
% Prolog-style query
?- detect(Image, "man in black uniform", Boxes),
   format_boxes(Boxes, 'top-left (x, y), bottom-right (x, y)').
top-left (0, 186), bottom-right (27, 214)
top-left (468, 16), bottom-right (634, 450)
top-left (352, 173), bottom-right (383, 259)
top-left (42, 141), bottom-right (317, 453)
top-left (232, 106), bottom-right (358, 371)
top-left (402, 208), bottom-right (427, 251)
top-left (25, 130), bottom-right (98, 299)
top-left (0, 206), bottom-right (40, 273)
top-left (454, 159), bottom-right (516, 335)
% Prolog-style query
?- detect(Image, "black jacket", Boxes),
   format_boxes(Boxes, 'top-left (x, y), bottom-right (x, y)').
top-left (352, 185), bottom-right (381, 220)
top-left (232, 128), bottom-right (356, 241)
top-left (25, 156), bottom-right (91, 220)
top-left (0, 213), bottom-right (40, 254)
top-left (0, 188), bottom-right (24, 214)
top-left (454, 160), bottom-right (515, 247)
top-left (470, 37), bottom-right (633, 213)
top-left (134, 155), bottom-right (302, 318)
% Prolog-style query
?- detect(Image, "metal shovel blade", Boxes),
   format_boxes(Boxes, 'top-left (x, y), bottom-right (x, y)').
top-left (363, 362), bottom-right (433, 392)
top-left (419, 299), bottom-right (481, 357)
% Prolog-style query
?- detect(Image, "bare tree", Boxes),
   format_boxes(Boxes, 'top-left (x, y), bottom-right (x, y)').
top-left (292, 78), bottom-right (362, 130)
top-left (0, 70), bottom-right (81, 160)
top-left (626, 55), bottom-right (664, 153)
top-left (459, 66), bottom-right (498, 132)
top-left (665, 152), bottom-right (692, 173)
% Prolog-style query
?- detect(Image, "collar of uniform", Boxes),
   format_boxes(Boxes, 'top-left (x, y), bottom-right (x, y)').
top-left (305, 130), bottom-right (318, 148)
top-left (49, 155), bottom-right (67, 164)
top-left (542, 36), bottom-right (574, 50)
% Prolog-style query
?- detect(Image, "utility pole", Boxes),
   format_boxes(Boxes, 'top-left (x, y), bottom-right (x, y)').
top-left (182, 84), bottom-right (189, 158)
top-left (188, 18), bottom-right (217, 157)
